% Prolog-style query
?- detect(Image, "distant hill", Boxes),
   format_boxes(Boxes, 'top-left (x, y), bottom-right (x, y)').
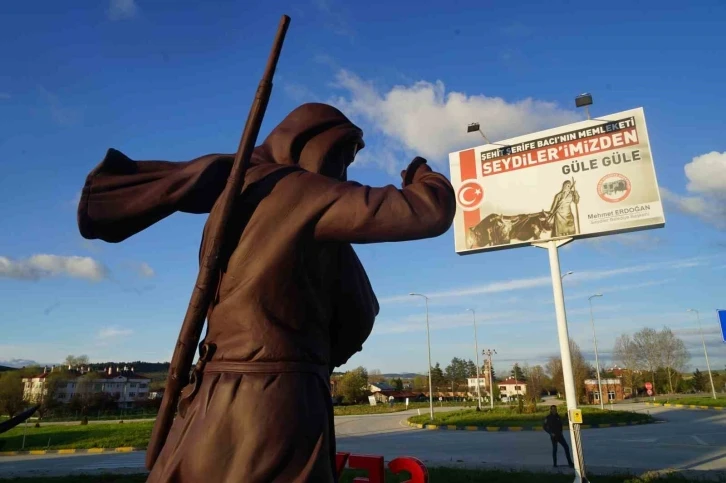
top-left (330, 371), bottom-right (422, 379)
top-left (0, 365), bottom-right (16, 372)
top-left (0, 359), bottom-right (39, 368)
top-left (383, 373), bottom-right (421, 379)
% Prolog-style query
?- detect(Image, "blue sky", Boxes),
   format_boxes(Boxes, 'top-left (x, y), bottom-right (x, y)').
top-left (1, 0), bottom-right (725, 376)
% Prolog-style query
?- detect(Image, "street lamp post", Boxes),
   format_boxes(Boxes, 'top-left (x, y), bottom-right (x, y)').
top-left (483, 349), bottom-right (497, 410)
top-left (411, 293), bottom-right (435, 419)
top-left (688, 309), bottom-right (718, 400)
top-left (467, 309), bottom-right (482, 411)
top-left (562, 270), bottom-right (574, 281)
top-left (588, 294), bottom-right (605, 410)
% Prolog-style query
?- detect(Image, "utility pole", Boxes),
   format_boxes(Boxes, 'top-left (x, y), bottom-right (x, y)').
top-left (410, 293), bottom-right (435, 419)
top-left (588, 294), bottom-right (604, 410)
top-left (688, 309), bottom-right (718, 399)
top-left (483, 349), bottom-right (497, 410)
top-left (467, 309), bottom-right (482, 410)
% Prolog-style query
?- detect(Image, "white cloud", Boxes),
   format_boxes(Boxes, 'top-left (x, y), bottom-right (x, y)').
top-left (372, 310), bottom-right (529, 335)
top-left (137, 262), bottom-right (155, 278)
top-left (283, 83), bottom-right (321, 103)
top-left (661, 187), bottom-right (726, 229)
top-left (38, 85), bottom-right (82, 127)
top-left (98, 327), bottom-right (134, 339)
top-left (661, 151), bottom-right (726, 229)
top-left (0, 254), bottom-right (108, 282)
top-left (380, 256), bottom-right (709, 305)
top-left (328, 70), bottom-right (580, 174)
top-left (107, 0), bottom-right (138, 21)
top-left (684, 151), bottom-right (726, 194)
top-left (582, 232), bottom-right (662, 251)
top-left (312, 0), bottom-right (354, 39)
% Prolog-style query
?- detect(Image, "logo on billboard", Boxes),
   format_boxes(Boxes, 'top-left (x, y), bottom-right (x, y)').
top-left (457, 181), bottom-right (484, 211)
top-left (597, 173), bottom-right (631, 203)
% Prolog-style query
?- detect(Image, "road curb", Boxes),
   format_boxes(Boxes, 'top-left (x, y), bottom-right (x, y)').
top-left (405, 420), bottom-right (651, 431)
top-left (645, 402), bottom-right (725, 411)
top-left (0, 446), bottom-right (145, 456)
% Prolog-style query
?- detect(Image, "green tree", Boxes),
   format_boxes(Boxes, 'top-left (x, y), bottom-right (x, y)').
top-left (338, 367), bottom-right (368, 404)
top-left (391, 378), bottom-right (404, 391)
top-left (692, 369), bottom-right (706, 392)
top-left (511, 363), bottom-right (526, 381)
top-left (430, 363), bottom-right (445, 390)
top-left (466, 360), bottom-right (477, 377)
top-left (0, 371), bottom-right (26, 418)
top-left (444, 358), bottom-right (468, 393)
top-left (412, 375), bottom-right (428, 391)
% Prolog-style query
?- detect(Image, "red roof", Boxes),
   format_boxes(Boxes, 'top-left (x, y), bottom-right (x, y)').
top-left (498, 378), bottom-right (526, 385)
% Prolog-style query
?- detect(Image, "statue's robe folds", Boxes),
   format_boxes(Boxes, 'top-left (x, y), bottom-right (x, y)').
top-left (77, 103), bottom-right (456, 483)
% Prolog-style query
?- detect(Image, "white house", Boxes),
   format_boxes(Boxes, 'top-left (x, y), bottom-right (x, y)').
top-left (466, 376), bottom-right (490, 393)
top-left (22, 365), bottom-right (151, 409)
top-left (497, 378), bottom-right (527, 399)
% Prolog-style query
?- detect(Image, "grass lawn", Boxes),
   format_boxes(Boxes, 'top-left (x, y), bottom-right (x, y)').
top-left (0, 468), bottom-right (721, 483)
top-left (408, 407), bottom-right (654, 428)
top-left (658, 397), bottom-right (726, 408)
top-left (333, 400), bottom-right (473, 416)
top-left (0, 421), bottom-right (153, 451)
top-left (333, 404), bottom-right (409, 416)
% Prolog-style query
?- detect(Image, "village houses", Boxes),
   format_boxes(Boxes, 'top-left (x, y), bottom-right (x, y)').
top-left (22, 365), bottom-right (152, 409)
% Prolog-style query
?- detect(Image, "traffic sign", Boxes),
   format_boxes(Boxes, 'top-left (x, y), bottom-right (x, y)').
top-left (718, 310), bottom-right (726, 343)
top-left (647, 389), bottom-right (653, 396)
top-left (645, 382), bottom-right (653, 390)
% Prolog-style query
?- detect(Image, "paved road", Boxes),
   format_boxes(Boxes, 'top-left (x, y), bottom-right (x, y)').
top-left (1, 404), bottom-right (725, 479)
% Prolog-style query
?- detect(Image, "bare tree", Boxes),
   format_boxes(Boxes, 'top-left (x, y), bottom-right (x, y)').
top-left (613, 334), bottom-right (640, 397)
top-left (545, 339), bottom-right (592, 404)
top-left (64, 355), bottom-right (89, 368)
top-left (523, 364), bottom-right (547, 404)
top-left (367, 369), bottom-right (385, 384)
top-left (658, 326), bottom-right (690, 394)
top-left (632, 328), bottom-right (663, 395)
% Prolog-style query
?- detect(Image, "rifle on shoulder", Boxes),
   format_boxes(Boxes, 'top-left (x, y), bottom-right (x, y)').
top-left (146, 14), bottom-right (292, 470)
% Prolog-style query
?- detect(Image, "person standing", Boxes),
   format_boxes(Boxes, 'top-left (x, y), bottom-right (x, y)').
top-left (543, 405), bottom-right (574, 468)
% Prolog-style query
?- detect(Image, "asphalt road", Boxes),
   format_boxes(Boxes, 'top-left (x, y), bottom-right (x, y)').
top-left (1, 403), bottom-right (725, 479)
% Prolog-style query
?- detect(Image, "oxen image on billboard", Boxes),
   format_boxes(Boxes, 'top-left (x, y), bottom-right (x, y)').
top-left (449, 107), bottom-right (665, 254)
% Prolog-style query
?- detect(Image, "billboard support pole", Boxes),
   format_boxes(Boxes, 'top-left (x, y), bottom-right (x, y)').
top-left (533, 237), bottom-right (588, 483)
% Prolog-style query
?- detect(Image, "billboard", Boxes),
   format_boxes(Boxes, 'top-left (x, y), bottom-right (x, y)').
top-left (449, 107), bottom-right (665, 254)
top-left (718, 310), bottom-right (726, 343)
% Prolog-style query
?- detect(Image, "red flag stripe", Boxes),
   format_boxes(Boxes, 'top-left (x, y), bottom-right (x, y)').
top-left (459, 149), bottom-right (480, 229)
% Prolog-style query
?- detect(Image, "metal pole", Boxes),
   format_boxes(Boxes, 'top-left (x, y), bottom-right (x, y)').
top-left (411, 293), bottom-right (435, 419)
top-left (589, 294), bottom-right (604, 410)
top-left (689, 309), bottom-right (717, 399)
top-left (535, 238), bottom-right (586, 483)
top-left (468, 309), bottom-right (482, 410)
top-left (483, 349), bottom-right (496, 410)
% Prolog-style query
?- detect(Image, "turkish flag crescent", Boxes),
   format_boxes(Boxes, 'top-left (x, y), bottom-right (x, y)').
top-left (459, 149), bottom-right (481, 230)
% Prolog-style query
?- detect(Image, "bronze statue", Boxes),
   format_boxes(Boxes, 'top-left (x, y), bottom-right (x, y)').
top-left (77, 101), bottom-right (456, 481)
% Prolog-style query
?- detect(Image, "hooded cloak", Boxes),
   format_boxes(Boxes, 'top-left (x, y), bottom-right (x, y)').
top-left (77, 103), bottom-right (455, 483)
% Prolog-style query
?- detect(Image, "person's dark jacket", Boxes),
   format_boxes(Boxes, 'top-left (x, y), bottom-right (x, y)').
top-left (544, 413), bottom-right (564, 436)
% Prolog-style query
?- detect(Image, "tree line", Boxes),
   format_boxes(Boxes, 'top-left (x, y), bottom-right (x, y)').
top-left (613, 326), bottom-right (725, 395)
